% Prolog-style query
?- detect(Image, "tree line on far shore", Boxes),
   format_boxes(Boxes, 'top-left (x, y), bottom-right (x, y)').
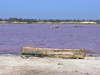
top-left (0, 18), bottom-right (100, 24)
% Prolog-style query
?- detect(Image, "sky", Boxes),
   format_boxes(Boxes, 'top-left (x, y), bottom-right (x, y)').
top-left (0, 0), bottom-right (100, 20)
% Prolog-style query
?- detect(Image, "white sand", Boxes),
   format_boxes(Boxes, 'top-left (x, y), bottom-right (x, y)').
top-left (0, 56), bottom-right (100, 75)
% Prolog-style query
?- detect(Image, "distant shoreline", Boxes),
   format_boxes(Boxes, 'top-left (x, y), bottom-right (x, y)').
top-left (0, 23), bottom-right (100, 25)
top-left (0, 21), bottom-right (99, 25)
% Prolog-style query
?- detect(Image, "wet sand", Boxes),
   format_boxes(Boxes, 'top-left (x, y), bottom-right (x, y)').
top-left (0, 55), bottom-right (100, 75)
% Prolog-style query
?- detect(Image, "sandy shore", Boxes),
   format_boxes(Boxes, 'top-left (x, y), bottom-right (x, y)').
top-left (0, 55), bottom-right (100, 75)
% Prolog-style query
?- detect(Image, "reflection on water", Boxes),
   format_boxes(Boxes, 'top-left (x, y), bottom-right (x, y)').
top-left (0, 24), bottom-right (100, 54)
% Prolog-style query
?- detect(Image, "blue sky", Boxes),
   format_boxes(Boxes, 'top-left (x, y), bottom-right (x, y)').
top-left (0, 0), bottom-right (100, 20)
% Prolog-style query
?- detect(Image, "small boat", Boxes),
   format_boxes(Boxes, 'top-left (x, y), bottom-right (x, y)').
top-left (50, 25), bottom-right (59, 28)
top-left (30, 27), bottom-right (33, 28)
top-left (73, 25), bottom-right (82, 28)
top-left (3, 25), bottom-right (7, 27)
top-left (21, 46), bottom-right (86, 58)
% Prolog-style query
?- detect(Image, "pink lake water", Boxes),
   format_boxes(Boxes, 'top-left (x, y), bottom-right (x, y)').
top-left (0, 24), bottom-right (100, 54)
